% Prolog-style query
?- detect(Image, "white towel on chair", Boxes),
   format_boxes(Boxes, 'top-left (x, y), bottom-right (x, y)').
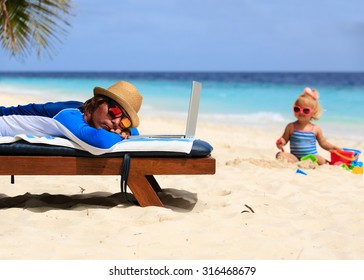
top-left (0, 134), bottom-right (195, 155)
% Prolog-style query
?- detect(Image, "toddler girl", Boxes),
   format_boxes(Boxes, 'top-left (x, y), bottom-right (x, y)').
top-left (276, 87), bottom-right (340, 165)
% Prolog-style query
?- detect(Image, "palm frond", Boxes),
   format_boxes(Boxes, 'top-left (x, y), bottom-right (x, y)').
top-left (0, 0), bottom-right (73, 59)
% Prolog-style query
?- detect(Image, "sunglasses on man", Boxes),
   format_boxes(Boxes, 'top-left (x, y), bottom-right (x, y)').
top-left (108, 106), bottom-right (132, 129)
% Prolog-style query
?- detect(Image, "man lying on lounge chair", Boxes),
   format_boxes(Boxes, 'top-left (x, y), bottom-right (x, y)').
top-left (0, 80), bottom-right (142, 149)
top-left (0, 81), bottom-right (216, 207)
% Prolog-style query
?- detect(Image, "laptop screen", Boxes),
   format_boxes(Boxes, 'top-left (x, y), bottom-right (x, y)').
top-left (185, 81), bottom-right (202, 138)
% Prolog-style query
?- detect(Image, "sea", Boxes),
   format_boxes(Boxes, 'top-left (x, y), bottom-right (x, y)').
top-left (0, 72), bottom-right (363, 140)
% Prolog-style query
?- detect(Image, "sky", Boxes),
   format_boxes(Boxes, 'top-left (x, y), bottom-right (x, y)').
top-left (1, 0), bottom-right (364, 72)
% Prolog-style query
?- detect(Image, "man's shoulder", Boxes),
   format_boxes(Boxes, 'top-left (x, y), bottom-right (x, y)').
top-left (44, 101), bottom-right (83, 117)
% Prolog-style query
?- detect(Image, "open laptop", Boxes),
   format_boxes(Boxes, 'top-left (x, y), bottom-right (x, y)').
top-left (127, 81), bottom-right (202, 139)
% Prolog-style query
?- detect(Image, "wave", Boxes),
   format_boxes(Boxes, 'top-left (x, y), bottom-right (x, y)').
top-left (140, 108), bottom-right (287, 125)
top-left (199, 112), bottom-right (287, 125)
top-left (0, 82), bottom-right (90, 101)
top-left (0, 84), bottom-right (50, 96)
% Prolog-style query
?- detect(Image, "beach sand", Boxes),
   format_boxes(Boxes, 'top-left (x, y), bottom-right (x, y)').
top-left (1, 92), bottom-right (364, 260)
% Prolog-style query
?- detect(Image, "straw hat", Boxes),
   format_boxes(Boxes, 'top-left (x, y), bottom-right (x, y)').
top-left (94, 80), bottom-right (143, 127)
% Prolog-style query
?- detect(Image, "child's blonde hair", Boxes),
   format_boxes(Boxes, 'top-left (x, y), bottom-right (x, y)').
top-left (294, 88), bottom-right (323, 120)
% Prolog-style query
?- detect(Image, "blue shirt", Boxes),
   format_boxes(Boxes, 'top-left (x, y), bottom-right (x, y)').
top-left (0, 101), bottom-right (138, 149)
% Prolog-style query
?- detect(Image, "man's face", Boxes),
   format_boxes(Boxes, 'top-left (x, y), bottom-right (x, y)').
top-left (89, 102), bottom-right (117, 131)
top-left (87, 102), bottom-right (131, 132)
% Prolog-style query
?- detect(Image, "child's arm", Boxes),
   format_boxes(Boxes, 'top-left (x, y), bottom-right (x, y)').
top-left (276, 123), bottom-right (294, 149)
top-left (315, 126), bottom-right (341, 151)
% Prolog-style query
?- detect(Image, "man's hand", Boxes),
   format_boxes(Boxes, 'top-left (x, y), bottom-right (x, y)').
top-left (110, 128), bottom-right (130, 139)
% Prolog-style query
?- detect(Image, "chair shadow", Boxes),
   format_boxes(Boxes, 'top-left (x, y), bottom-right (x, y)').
top-left (0, 189), bottom-right (198, 212)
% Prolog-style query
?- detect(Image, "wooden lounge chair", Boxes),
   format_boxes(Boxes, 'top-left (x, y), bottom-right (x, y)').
top-left (0, 140), bottom-right (215, 207)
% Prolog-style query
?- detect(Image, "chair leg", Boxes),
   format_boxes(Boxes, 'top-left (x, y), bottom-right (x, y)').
top-left (145, 175), bottom-right (162, 193)
top-left (128, 171), bottom-right (164, 207)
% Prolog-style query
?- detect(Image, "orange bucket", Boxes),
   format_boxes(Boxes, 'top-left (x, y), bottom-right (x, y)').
top-left (330, 150), bottom-right (359, 167)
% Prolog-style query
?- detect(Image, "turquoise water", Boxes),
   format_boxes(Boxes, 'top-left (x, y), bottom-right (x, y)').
top-left (1, 72), bottom-right (363, 139)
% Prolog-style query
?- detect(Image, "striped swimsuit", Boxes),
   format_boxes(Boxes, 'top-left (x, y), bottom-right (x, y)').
top-left (289, 123), bottom-right (318, 159)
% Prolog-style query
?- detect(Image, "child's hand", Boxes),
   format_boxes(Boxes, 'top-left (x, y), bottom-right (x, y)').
top-left (328, 146), bottom-right (341, 152)
top-left (276, 137), bottom-right (285, 152)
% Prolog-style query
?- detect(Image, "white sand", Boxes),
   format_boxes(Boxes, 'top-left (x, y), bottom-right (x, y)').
top-left (1, 92), bottom-right (364, 260)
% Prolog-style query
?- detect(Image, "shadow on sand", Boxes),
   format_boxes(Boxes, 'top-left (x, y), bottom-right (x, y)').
top-left (0, 189), bottom-right (198, 212)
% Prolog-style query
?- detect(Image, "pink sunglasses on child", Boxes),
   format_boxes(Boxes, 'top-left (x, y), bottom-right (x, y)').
top-left (293, 105), bottom-right (315, 115)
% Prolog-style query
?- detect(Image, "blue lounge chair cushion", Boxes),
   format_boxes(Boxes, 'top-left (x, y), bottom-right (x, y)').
top-left (0, 139), bottom-right (213, 158)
